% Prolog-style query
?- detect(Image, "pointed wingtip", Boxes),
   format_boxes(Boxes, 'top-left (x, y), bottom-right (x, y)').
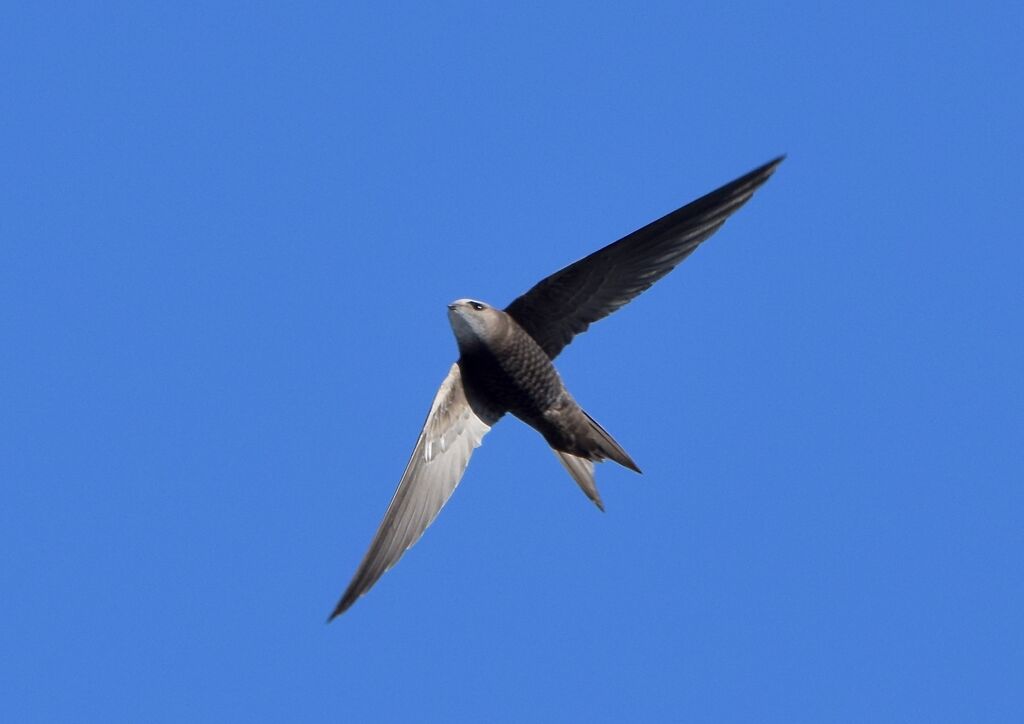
top-left (755, 155), bottom-right (786, 178)
top-left (327, 594), bottom-right (353, 622)
top-left (716, 155), bottom-right (783, 203)
top-left (766, 154), bottom-right (786, 173)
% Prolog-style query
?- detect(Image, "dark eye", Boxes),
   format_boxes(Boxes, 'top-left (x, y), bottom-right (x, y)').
top-left (469, 301), bottom-right (485, 311)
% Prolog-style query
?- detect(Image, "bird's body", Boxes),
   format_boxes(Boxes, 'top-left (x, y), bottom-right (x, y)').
top-left (451, 301), bottom-right (639, 477)
top-left (452, 302), bottom-right (561, 423)
top-left (330, 156), bottom-right (784, 619)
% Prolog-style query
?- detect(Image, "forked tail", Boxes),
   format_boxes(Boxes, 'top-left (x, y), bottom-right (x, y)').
top-left (554, 409), bottom-right (641, 510)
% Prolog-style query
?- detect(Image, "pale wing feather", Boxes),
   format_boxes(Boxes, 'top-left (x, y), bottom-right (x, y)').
top-left (330, 363), bottom-right (492, 619)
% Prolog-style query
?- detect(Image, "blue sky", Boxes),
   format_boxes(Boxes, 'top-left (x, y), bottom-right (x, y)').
top-left (3, 2), bottom-right (1022, 722)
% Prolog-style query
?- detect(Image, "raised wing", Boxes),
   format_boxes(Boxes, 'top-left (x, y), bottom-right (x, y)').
top-left (329, 363), bottom-right (495, 619)
top-left (505, 157), bottom-right (783, 359)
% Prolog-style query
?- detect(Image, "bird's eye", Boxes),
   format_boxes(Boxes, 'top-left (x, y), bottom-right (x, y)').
top-left (469, 301), bottom-right (485, 311)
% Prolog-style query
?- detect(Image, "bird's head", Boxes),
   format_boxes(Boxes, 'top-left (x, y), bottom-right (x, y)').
top-left (447, 299), bottom-right (504, 351)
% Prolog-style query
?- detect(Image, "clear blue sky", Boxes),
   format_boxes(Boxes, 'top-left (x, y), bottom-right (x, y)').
top-left (3, 3), bottom-right (1022, 722)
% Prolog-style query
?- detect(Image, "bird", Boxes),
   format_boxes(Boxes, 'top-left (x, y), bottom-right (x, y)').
top-left (329, 156), bottom-right (784, 620)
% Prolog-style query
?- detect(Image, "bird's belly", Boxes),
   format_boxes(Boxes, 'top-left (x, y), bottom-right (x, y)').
top-left (460, 346), bottom-right (563, 424)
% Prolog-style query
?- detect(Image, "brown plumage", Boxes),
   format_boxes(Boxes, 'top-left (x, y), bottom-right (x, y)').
top-left (330, 156), bottom-right (783, 619)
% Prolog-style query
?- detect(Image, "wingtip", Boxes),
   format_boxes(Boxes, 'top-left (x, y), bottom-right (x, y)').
top-left (327, 595), bottom-right (352, 622)
top-left (760, 155), bottom-right (786, 176)
top-left (726, 155), bottom-right (784, 195)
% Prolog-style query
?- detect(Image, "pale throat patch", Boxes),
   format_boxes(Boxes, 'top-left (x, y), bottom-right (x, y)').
top-left (448, 309), bottom-right (488, 350)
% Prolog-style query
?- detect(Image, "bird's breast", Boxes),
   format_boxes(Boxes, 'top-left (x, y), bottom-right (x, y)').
top-left (459, 323), bottom-right (565, 423)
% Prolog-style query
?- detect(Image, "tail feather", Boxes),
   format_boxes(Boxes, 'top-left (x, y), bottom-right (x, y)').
top-left (552, 409), bottom-right (641, 509)
top-left (580, 410), bottom-right (642, 473)
top-left (554, 450), bottom-right (604, 511)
